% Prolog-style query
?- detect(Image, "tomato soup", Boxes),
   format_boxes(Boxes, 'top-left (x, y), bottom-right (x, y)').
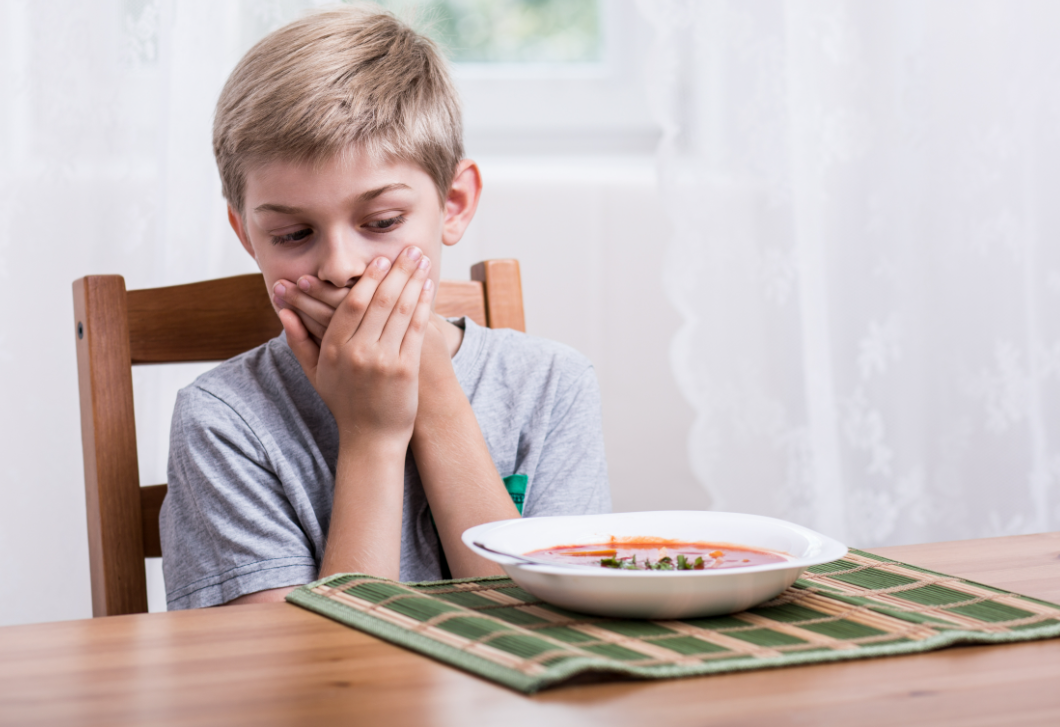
top-left (526, 537), bottom-right (788, 571)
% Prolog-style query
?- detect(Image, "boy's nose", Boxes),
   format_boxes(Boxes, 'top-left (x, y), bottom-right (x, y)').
top-left (315, 234), bottom-right (367, 288)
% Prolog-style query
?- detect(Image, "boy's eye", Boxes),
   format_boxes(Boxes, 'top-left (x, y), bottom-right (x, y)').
top-left (365, 215), bottom-right (405, 231)
top-left (271, 228), bottom-right (312, 245)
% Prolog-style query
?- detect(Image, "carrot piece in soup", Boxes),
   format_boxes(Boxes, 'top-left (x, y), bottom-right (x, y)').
top-left (567, 549), bottom-right (617, 557)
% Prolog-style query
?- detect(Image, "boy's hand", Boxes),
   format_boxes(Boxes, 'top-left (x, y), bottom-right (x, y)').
top-left (277, 272), bottom-right (460, 393)
top-left (275, 247), bottom-right (434, 444)
top-left (275, 273), bottom-right (459, 356)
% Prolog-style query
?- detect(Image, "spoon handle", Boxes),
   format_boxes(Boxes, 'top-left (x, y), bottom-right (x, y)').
top-left (471, 542), bottom-right (595, 570)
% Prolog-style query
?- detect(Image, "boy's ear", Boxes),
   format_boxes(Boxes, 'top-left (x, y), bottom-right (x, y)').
top-left (228, 205), bottom-right (257, 260)
top-left (442, 159), bottom-right (483, 247)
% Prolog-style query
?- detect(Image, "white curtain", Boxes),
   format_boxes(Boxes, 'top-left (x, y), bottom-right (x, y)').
top-left (640, 0), bottom-right (1060, 546)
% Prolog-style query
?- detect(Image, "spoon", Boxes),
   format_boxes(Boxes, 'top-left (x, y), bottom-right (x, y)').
top-left (471, 542), bottom-right (604, 570)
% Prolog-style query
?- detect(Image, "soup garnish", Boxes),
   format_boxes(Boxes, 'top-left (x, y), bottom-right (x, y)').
top-left (526, 539), bottom-right (786, 571)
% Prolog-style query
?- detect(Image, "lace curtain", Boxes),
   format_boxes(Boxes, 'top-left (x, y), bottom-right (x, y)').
top-left (639, 0), bottom-right (1060, 546)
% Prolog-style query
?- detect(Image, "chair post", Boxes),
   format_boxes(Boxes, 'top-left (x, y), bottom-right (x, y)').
top-left (471, 260), bottom-right (526, 332)
top-left (73, 276), bottom-right (148, 616)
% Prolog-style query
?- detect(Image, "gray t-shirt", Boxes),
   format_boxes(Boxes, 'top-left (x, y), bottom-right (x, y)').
top-left (160, 317), bottom-right (611, 609)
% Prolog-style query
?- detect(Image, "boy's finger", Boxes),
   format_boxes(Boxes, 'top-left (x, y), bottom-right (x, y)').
top-left (297, 275), bottom-right (348, 310)
top-left (398, 277), bottom-right (434, 363)
top-left (278, 308), bottom-right (320, 384)
top-left (354, 246), bottom-right (426, 343)
top-left (380, 255), bottom-right (431, 349)
top-left (327, 256), bottom-right (390, 343)
top-left (273, 280), bottom-right (336, 333)
top-left (293, 309), bottom-right (327, 341)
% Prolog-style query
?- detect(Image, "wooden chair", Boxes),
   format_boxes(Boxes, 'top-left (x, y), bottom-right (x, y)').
top-left (73, 260), bottom-right (525, 617)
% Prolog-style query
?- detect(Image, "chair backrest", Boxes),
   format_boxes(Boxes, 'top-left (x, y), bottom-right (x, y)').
top-left (73, 259), bottom-right (524, 617)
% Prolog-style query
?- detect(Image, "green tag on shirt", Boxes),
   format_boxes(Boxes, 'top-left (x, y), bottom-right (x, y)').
top-left (503, 473), bottom-right (528, 515)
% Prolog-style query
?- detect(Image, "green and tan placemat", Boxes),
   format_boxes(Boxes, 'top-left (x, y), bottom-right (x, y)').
top-left (286, 549), bottom-right (1060, 693)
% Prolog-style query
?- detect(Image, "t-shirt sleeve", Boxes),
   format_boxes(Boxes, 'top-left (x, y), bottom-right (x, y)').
top-left (522, 366), bottom-right (612, 517)
top-left (160, 386), bottom-right (318, 609)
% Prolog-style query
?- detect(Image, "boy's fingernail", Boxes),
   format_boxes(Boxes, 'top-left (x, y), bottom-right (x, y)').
top-left (376, 257), bottom-right (391, 270)
top-left (298, 277), bottom-right (311, 292)
top-left (424, 278), bottom-right (434, 292)
top-left (406, 246), bottom-right (422, 261)
top-left (274, 283), bottom-right (286, 297)
top-left (418, 256), bottom-right (430, 270)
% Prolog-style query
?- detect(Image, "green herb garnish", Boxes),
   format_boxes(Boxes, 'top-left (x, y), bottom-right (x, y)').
top-left (597, 553), bottom-right (709, 571)
top-left (598, 555), bottom-right (639, 570)
top-left (674, 554), bottom-right (707, 570)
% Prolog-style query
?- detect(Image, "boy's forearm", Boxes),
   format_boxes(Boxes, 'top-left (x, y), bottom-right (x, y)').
top-left (412, 368), bottom-right (520, 579)
top-left (319, 435), bottom-right (407, 580)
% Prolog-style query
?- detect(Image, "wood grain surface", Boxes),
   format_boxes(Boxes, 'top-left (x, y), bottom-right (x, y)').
top-left (126, 274), bottom-right (281, 364)
top-left (2, 533), bottom-right (1059, 726)
top-left (73, 276), bottom-right (148, 617)
top-left (472, 260), bottom-right (525, 332)
top-left (433, 279), bottom-right (488, 327)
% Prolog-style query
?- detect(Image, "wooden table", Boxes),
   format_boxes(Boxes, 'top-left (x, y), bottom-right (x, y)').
top-left (3, 533), bottom-right (1060, 726)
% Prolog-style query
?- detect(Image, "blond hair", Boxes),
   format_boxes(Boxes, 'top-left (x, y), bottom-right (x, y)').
top-left (213, 5), bottom-right (463, 213)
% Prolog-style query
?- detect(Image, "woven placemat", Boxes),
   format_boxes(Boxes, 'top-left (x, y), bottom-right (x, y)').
top-left (286, 549), bottom-right (1060, 693)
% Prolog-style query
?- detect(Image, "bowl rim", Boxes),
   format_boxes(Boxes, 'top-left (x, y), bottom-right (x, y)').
top-left (462, 510), bottom-right (848, 578)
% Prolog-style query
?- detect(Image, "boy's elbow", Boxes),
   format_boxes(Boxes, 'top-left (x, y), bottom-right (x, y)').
top-left (222, 586), bottom-right (297, 606)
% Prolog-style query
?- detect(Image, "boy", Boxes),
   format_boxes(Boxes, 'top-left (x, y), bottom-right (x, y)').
top-left (159, 5), bottom-right (610, 609)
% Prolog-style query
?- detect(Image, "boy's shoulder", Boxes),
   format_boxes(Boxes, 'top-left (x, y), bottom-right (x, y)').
top-left (184, 336), bottom-right (298, 398)
top-left (456, 318), bottom-right (598, 407)
top-left (460, 318), bottom-right (593, 374)
top-left (174, 335), bottom-right (322, 431)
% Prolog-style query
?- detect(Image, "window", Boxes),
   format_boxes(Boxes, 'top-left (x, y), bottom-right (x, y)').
top-left (379, 0), bottom-right (658, 156)
top-left (379, 0), bottom-right (603, 64)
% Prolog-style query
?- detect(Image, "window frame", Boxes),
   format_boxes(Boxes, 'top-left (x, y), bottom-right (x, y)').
top-left (450, 0), bottom-right (659, 156)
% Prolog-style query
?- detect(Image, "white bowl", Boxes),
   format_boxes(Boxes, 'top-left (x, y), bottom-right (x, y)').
top-left (462, 511), bottom-right (847, 619)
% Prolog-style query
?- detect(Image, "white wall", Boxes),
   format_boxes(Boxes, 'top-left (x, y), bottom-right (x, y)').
top-left (456, 157), bottom-right (708, 516)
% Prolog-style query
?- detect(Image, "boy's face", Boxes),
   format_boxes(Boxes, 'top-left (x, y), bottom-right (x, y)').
top-left (229, 149), bottom-right (480, 310)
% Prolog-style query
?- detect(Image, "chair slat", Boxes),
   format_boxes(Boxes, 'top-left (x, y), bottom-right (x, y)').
top-left (127, 274), bottom-right (281, 364)
top-left (434, 280), bottom-right (487, 327)
top-left (73, 276), bottom-right (148, 616)
top-left (472, 260), bottom-right (525, 332)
